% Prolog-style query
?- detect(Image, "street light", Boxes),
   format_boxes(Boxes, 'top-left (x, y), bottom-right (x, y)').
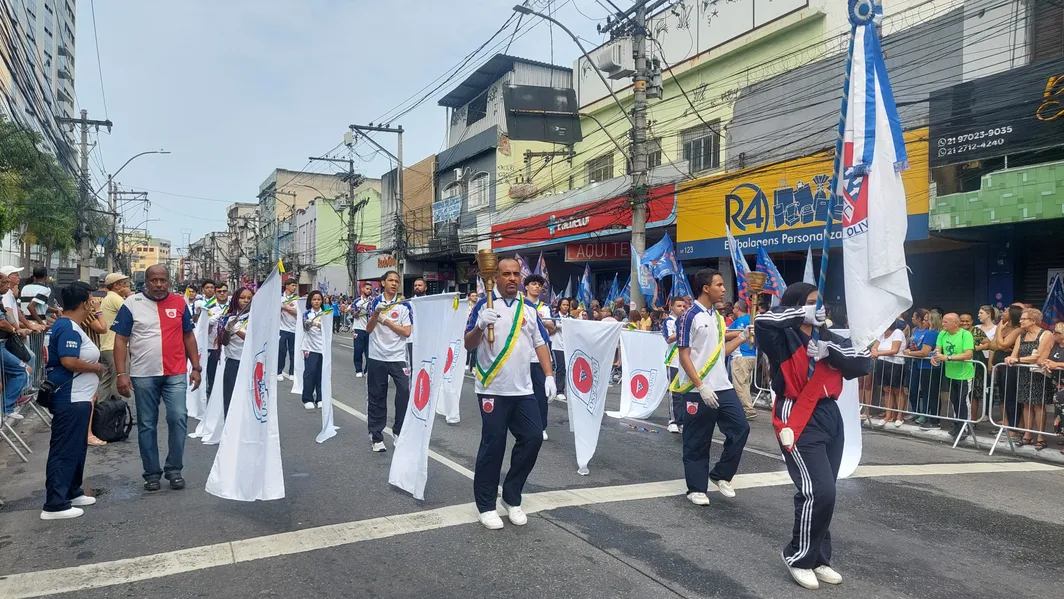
top-left (95, 149), bottom-right (171, 195)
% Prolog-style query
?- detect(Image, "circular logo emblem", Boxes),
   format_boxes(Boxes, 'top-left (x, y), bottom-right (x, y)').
top-left (630, 374), bottom-right (650, 400)
top-left (571, 356), bottom-right (594, 395)
top-left (413, 369), bottom-right (430, 411)
top-left (444, 347), bottom-right (454, 374)
top-left (390, 311), bottom-right (399, 319)
top-left (686, 402), bottom-right (698, 415)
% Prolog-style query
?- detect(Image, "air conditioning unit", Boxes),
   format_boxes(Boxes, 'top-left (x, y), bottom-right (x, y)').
top-left (594, 38), bottom-right (635, 80)
top-left (454, 168), bottom-right (464, 182)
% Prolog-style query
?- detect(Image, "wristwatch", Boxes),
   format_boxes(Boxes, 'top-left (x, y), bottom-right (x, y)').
top-left (191, 366), bottom-right (203, 373)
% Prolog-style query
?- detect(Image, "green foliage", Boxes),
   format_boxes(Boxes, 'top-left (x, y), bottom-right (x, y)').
top-left (0, 114), bottom-right (80, 251)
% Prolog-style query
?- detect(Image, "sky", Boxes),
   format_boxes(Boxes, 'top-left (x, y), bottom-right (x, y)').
top-left (73, 0), bottom-right (609, 256)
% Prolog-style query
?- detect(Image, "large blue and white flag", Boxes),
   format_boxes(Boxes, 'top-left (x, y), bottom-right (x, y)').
top-left (578, 263), bottom-right (594, 309)
top-left (840, 3), bottom-right (912, 348)
top-left (756, 245), bottom-right (787, 307)
top-left (1043, 274), bottom-right (1064, 327)
top-left (641, 234), bottom-right (678, 280)
top-left (632, 243), bottom-right (656, 303)
top-left (604, 273), bottom-right (620, 305)
top-left (725, 225), bottom-right (750, 303)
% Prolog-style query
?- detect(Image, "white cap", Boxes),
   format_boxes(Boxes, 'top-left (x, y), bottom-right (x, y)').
top-left (0, 266), bottom-right (24, 277)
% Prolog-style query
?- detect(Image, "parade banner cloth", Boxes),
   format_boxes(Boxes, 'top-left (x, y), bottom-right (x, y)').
top-left (607, 330), bottom-right (668, 420)
top-left (316, 312), bottom-right (337, 444)
top-left (206, 269), bottom-right (285, 501)
top-left (390, 294), bottom-right (467, 499)
top-left (562, 319), bottom-right (624, 475)
top-left (840, 18), bottom-right (912, 349)
top-left (804, 246), bottom-right (816, 284)
top-left (185, 310), bottom-right (210, 420)
top-left (194, 351), bottom-right (226, 444)
top-left (290, 298), bottom-right (307, 395)
top-left (436, 301), bottom-right (468, 423)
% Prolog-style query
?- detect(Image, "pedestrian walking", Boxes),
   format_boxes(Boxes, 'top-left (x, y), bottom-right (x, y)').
top-left (365, 270), bottom-right (412, 453)
top-left (301, 291), bottom-right (327, 409)
top-left (220, 288), bottom-right (253, 417)
top-left (350, 282), bottom-right (373, 377)
top-left (662, 296), bottom-right (686, 434)
top-left (278, 278), bottom-right (299, 381)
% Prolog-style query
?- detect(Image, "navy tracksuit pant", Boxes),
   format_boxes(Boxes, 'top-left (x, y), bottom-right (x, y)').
top-left (668, 367), bottom-right (684, 425)
top-left (43, 401), bottom-right (92, 512)
top-left (775, 397), bottom-right (844, 570)
top-left (681, 388), bottom-right (749, 493)
top-left (530, 363), bottom-right (548, 431)
top-left (302, 351), bottom-right (324, 405)
top-left (367, 359), bottom-right (409, 443)
top-left (473, 393), bottom-right (543, 513)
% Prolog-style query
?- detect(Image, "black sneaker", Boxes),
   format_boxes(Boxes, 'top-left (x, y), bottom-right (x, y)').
top-left (164, 472), bottom-right (186, 490)
top-left (144, 479), bottom-right (161, 492)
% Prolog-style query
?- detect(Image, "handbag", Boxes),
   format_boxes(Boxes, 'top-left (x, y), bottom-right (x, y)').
top-left (4, 334), bottom-right (32, 363)
top-left (36, 373), bottom-right (81, 411)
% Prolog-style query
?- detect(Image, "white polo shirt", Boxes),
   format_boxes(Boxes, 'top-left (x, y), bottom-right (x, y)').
top-left (550, 313), bottom-right (569, 352)
top-left (369, 294), bottom-right (412, 362)
top-left (302, 308), bottom-right (326, 353)
top-left (280, 294), bottom-right (298, 333)
top-left (223, 314), bottom-right (249, 361)
top-left (351, 295), bottom-right (372, 331)
top-left (529, 299), bottom-right (551, 364)
top-left (676, 300), bottom-right (732, 392)
top-left (466, 294), bottom-right (547, 396)
top-left (663, 315), bottom-right (679, 368)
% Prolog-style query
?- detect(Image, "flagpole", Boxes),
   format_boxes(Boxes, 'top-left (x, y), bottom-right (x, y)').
top-left (811, 5), bottom-right (867, 377)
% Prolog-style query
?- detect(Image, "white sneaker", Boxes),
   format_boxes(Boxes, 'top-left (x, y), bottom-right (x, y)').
top-left (813, 565), bottom-right (843, 585)
top-left (277, 374), bottom-right (285, 382)
top-left (70, 495), bottom-right (97, 507)
top-left (667, 423), bottom-right (680, 434)
top-left (500, 501), bottom-right (528, 526)
top-left (478, 510), bottom-right (504, 530)
top-left (872, 418), bottom-right (886, 428)
top-left (782, 552), bottom-right (819, 589)
top-left (303, 402), bottom-right (315, 410)
top-left (556, 393), bottom-right (566, 401)
top-left (542, 430), bottom-right (548, 441)
top-left (371, 441), bottom-right (387, 453)
top-left (40, 507), bottom-right (84, 520)
top-left (317, 403), bottom-right (322, 409)
top-left (355, 372), bottom-right (363, 378)
top-left (686, 492), bottom-right (710, 506)
top-left (445, 417), bottom-right (460, 424)
top-left (893, 419), bottom-right (904, 428)
top-left (714, 479), bottom-right (736, 498)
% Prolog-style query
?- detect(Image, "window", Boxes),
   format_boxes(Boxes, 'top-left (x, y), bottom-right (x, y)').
top-left (587, 153), bottom-right (614, 184)
top-left (467, 172), bottom-right (490, 211)
top-left (1031, 0), bottom-right (1063, 61)
top-left (681, 123), bottom-right (721, 173)
top-left (444, 181), bottom-right (462, 199)
top-left (626, 138), bottom-right (663, 173)
top-left (466, 91), bottom-right (488, 127)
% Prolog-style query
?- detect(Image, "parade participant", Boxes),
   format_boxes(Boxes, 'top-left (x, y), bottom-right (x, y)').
top-left (365, 270), bottom-right (412, 453)
top-left (550, 297), bottom-right (572, 401)
top-left (192, 280), bottom-right (216, 324)
top-left (278, 278), bottom-right (299, 382)
top-left (754, 282), bottom-right (870, 589)
top-left (673, 270), bottom-right (751, 505)
top-left (350, 282), bottom-right (374, 378)
top-left (219, 287), bottom-right (253, 417)
top-left (205, 283), bottom-right (229, 398)
top-left (112, 265), bottom-right (201, 492)
top-left (662, 297), bottom-right (687, 434)
top-left (465, 258), bottom-right (555, 530)
top-left (523, 274), bottom-right (555, 440)
top-left (301, 291), bottom-right (328, 409)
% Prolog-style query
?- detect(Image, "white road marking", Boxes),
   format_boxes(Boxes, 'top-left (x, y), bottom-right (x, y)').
top-left (0, 461), bottom-right (1057, 598)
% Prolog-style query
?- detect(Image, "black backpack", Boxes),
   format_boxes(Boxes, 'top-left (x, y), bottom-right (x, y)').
top-left (92, 397), bottom-right (134, 442)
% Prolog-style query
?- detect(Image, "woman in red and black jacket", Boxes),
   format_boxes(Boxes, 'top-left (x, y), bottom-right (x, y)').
top-left (754, 282), bottom-right (870, 590)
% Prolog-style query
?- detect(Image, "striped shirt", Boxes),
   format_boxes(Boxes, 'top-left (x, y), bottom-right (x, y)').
top-left (111, 292), bottom-right (194, 377)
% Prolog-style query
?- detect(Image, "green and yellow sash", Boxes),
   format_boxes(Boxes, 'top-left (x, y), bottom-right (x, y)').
top-left (476, 294), bottom-right (525, 388)
top-left (204, 296), bottom-right (217, 309)
top-left (664, 343), bottom-right (678, 366)
top-left (668, 310), bottom-right (725, 393)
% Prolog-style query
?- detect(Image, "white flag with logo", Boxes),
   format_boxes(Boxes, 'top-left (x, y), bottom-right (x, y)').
top-left (291, 298), bottom-right (306, 395)
top-left (839, 20), bottom-right (912, 348)
top-left (563, 319), bottom-right (624, 475)
top-left (389, 294), bottom-right (467, 499)
top-left (194, 351), bottom-right (226, 443)
top-left (206, 269), bottom-right (285, 501)
top-left (435, 303), bottom-right (468, 423)
top-left (185, 311), bottom-right (209, 420)
top-left (607, 330), bottom-right (668, 420)
top-left (316, 312), bottom-right (337, 443)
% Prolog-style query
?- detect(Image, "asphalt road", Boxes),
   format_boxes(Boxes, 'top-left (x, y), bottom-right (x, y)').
top-left (0, 335), bottom-right (1060, 599)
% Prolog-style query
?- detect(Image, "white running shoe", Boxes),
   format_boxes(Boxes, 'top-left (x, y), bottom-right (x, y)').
top-left (303, 402), bottom-right (315, 410)
top-left (894, 419), bottom-right (904, 428)
top-left (782, 552), bottom-right (819, 589)
top-left (371, 441), bottom-right (387, 453)
top-left (478, 510), bottom-right (505, 530)
top-left (686, 492), bottom-right (710, 506)
top-left (446, 417), bottom-right (460, 424)
top-left (556, 393), bottom-right (566, 401)
top-left (667, 423), bottom-right (680, 434)
top-left (715, 479), bottom-right (736, 498)
top-left (40, 507), bottom-right (84, 521)
top-left (813, 565), bottom-right (843, 585)
top-left (542, 430), bottom-right (548, 441)
top-left (356, 372), bottom-right (363, 378)
top-left (277, 374), bottom-right (285, 382)
top-left (500, 501), bottom-right (527, 526)
top-left (70, 495), bottom-right (97, 507)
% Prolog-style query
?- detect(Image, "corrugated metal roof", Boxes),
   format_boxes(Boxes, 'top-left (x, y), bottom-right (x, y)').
top-left (437, 54), bottom-right (572, 109)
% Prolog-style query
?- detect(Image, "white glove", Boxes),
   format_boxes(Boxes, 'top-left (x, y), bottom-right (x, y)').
top-left (477, 308), bottom-right (501, 330)
top-left (696, 383), bottom-right (719, 409)
top-left (739, 325), bottom-right (753, 343)
top-left (807, 339), bottom-right (830, 361)
top-left (544, 376), bottom-right (557, 401)
top-left (778, 427), bottom-right (795, 450)
top-left (803, 305), bottom-right (827, 326)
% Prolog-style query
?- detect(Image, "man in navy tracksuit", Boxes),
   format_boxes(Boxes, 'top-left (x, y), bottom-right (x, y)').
top-left (754, 282), bottom-right (870, 590)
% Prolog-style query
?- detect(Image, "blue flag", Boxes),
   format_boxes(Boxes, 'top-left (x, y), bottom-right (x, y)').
top-left (577, 263), bottom-right (593, 310)
top-left (726, 224), bottom-right (751, 303)
top-left (641, 234), bottom-right (678, 280)
top-left (1043, 274), bottom-right (1064, 326)
top-left (632, 243), bottom-right (656, 301)
top-left (620, 276), bottom-right (631, 304)
top-left (671, 264), bottom-right (694, 300)
top-left (515, 253), bottom-right (533, 292)
top-left (605, 274), bottom-right (620, 305)
top-left (563, 275), bottom-right (573, 300)
top-left (755, 245), bottom-right (788, 303)
top-left (534, 252), bottom-right (550, 291)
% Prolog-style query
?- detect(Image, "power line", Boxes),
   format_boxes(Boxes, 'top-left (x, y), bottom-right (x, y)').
top-left (89, 0), bottom-right (109, 118)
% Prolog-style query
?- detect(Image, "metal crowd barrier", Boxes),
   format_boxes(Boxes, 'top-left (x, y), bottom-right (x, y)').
top-left (857, 355), bottom-right (988, 449)
top-left (1, 331), bottom-right (49, 463)
top-left (987, 362), bottom-right (1061, 456)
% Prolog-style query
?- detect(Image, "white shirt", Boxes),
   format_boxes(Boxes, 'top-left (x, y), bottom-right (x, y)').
top-left (223, 314), bottom-right (249, 361)
top-left (663, 315), bottom-right (680, 368)
top-left (467, 295), bottom-right (547, 396)
top-left (980, 324), bottom-right (997, 359)
top-left (207, 301), bottom-right (228, 349)
top-left (529, 299), bottom-right (551, 364)
top-left (369, 294), bottom-right (412, 362)
top-left (351, 295), bottom-right (373, 331)
top-left (876, 329), bottom-right (906, 364)
top-left (2, 290), bottom-right (19, 326)
top-left (551, 313), bottom-right (569, 352)
top-left (676, 300), bottom-right (732, 392)
top-left (68, 321), bottom-right (101, 403)
top-left (20, 282), bottom-right (51, 317)
top-left (302, 308), bottom-right (326, 353)
top-left (280, 293), bottom-right (298, 333)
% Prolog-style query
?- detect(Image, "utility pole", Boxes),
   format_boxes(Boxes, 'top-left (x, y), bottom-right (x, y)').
top-left (58, 110), bottom-right (112, 282)
top-left (308, 155), bottom-right (364, 296)
top-left (347, 124), bottom-right (403, 281)
top-left (110, 188), bottom-right (149, 274)
top-left (107, 175), bottom-right (115, 272)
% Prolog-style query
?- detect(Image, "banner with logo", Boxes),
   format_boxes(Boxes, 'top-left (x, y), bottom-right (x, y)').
top-left (290, 298), bottom-right (307, 395)
top-left (389, 294), bottom-right (467, 499)
top-left (435, 300), bottom-right (468, 423)
top-left (185, 310), bottom-right (210, 420)
top-left (316, 312), bottom-right (337, 443)
top-left (206, 269), bottom-right (285, 501)
top-left (607, 330), bottom-right (669, 420)
top-left (562, 319), bottom-right (624, 475)
top-left (191, 351), bottom-right (225, 442)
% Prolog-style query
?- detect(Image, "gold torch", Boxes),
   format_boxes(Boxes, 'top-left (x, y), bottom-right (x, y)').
top-left (476, 249), bottom-right (499, 346)
top-left (745, 271), bottom-right (767, 328)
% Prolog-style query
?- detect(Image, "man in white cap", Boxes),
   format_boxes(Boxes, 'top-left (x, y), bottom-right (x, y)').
top-left (98, 272), bottom-right (132, 401)
top-left (1, 266), bottom-right (42, 334)
top-left (0, 266), bottom-right (30, 418)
